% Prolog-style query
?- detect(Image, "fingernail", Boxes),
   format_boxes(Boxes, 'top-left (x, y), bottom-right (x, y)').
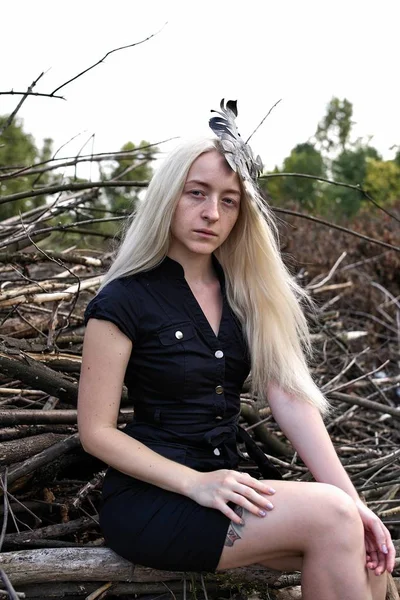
top-left (381, 544), bottom-right (388, 554)
top-left (239, 519), bottom-right (245, 525)
top-left (259, 510), bottom-right (267, 517)
top-left (269, 487), bottom-right (276, 494)
top-left (266, 501), bottom-right (274, 509)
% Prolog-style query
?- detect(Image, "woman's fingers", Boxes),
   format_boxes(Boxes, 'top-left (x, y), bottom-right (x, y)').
top-left (216, 499), bottom-right (244, 524)
top-left (237, 472), bottom-right (276, 495)
top-left (384, 528), bottom-right (396, 573)
top-left (357, 501), bottom-right (396, 574)
top-left (191, 470), bottom-right (277, 521)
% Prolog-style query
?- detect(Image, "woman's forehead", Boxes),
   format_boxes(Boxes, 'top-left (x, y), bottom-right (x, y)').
top-left (186, 151), bottom-right (240, 189)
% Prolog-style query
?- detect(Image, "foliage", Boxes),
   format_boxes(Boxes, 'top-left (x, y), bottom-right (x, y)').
top-left (263, 97), bottom-right (397, 220)
top-left (364, 158), bottom-right (400, 206)
top-left (324, 143), bottom-right (382, 218)
top-left (44, 141), bottom-right (157, 250)
top-left (102, 141), bottom-right (155, 212)
top-left (0, 116), bottom-right (53, 219)
top-left (262, 143), bottom-right (325, 211)
top-left (315, 97), bottom-right (354, 153)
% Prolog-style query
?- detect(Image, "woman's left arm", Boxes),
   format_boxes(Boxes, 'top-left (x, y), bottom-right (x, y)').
top-left (267, 383), bottom-right (396, 574)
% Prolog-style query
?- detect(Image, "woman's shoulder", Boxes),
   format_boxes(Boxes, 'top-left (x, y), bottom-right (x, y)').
top-left (84, 274), bottom-right (146, 341)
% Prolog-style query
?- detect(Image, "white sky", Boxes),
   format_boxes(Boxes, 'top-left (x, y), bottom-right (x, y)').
top-left (1, 0), bottom-right (399, 172)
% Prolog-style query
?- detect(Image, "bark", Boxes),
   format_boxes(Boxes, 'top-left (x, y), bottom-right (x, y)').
top-left (0, 409), bottom-right (132, 426)
top-left (6, 434), bottom-right (81, 485)
top-left (0, 548), bottom-right (298, 587)
top-left (0, 354), bottom-right (79, 404)
top-left (2, 517), bottom-right (95, 550)
top-left (0, 433), bottom-right (66, 466)
top-left (330, 392), bottom-right (400, 420)
top-left (0, 425), bottom-right (77, 442)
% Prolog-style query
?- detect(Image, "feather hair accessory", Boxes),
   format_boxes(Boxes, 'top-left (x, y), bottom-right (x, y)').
top-left (209, 99), bottom-right (263, 183)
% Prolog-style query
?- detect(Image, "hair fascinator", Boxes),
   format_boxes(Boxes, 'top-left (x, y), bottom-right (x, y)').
top-left (209, 99), bottom-right (264, 183)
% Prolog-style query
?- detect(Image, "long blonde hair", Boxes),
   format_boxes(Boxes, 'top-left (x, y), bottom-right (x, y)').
top-left (101, 138), bottom-right (329, 414)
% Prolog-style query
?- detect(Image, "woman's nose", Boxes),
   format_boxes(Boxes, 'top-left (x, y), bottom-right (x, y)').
top-left (202, 198), bottom-right (219, 221)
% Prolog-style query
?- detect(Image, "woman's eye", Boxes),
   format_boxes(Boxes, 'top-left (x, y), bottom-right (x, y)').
top-left (223, 197), bottom-right (236, 206)
top-left (190, 190), bottom-right (204, 197)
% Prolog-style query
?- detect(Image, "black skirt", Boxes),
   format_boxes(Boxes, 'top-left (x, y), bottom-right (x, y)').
top-left (100, 467), bottom-right (230, 573)
top-left (99, 429), bottom-right (281, 573)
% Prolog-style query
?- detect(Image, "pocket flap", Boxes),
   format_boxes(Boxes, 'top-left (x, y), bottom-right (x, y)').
top-left (157, 322), bottom-right (196, 346)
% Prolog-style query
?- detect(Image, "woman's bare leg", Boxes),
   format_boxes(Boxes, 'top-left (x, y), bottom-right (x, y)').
top-left (216, 480), bottom-right (385, 600)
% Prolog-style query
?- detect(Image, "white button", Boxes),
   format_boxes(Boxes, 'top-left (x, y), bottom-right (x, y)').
top-left (213, 448), bottom-right (221, 456)
top-left (175, 331), bottom-right (183, 340)
top-left (215, 350), bottom-right (224, 359)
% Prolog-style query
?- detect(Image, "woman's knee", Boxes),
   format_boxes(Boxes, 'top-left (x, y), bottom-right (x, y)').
top-left (314, 484), bottom-right (364, 547)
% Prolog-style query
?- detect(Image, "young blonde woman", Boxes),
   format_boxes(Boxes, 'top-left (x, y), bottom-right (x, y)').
top-left (78, 101), bottom-right (396, 600)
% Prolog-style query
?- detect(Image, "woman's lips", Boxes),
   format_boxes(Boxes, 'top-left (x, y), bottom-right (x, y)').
top-left (194, 229), bottom-right (217, 237)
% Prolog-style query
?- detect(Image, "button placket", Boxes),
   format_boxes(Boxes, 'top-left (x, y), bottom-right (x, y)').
top-left (213, 343), bottom-right (226, 420)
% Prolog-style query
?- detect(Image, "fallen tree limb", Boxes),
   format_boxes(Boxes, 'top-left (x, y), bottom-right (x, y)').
top-left (329, 392), bottom-right (400, 420)
top-left (0, 409), bottom-right (133, 426)
top-left (0, 547), bottom-right (299, 587)
top-left (0, 434), bottom-right (66, 466)
top-left (6, 434), bottom-right (81, 486)
top-left (0, 355), bottom-right (78, 404)
top-left (2, 517), bottom-right (95, 549)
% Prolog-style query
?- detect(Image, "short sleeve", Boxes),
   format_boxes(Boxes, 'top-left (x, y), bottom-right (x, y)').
top-left (84, 278), bottom-right (139, 342)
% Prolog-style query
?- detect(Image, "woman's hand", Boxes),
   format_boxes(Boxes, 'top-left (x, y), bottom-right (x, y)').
top-left (187, 470), bottom-right (276, 524)
top-left (355, 499), bottom-right (396, 575)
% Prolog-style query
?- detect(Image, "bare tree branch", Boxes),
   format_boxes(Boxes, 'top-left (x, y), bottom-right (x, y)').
top-left (273, 207), bottom-right (400, 253)
top-left (261, 172), bottom-right (400, 223)
top-left (0, 72), bottom-right (46, 135)
top-left (51, 26), bottom-right (166, 96)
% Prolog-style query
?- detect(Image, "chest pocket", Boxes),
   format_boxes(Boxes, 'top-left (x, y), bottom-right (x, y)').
top-left (157, 322), bottom-right (196, 346)
top-left (144, 322), bottom-right (196, 399)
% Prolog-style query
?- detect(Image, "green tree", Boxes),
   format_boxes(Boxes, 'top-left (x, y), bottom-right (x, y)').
top-left (103, 141), bottom-right (156, 213)
top-left (364, 158), bottom-right (400, 206)
top-left (262, 143), bottom-right (326, 211)
top-left (325, 143), bottom-right (381, 218)
top-left (315, 97), bottom-right (354, 153)
top-left (0, 116), bottom-right (53, 219)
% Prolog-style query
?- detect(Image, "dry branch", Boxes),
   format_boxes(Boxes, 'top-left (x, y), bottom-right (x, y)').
top-left (0, 548), bottom-right (296, 587)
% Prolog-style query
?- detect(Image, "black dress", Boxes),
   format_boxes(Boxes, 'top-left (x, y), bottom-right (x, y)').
top-left (84, 255), bottom-right (252, 572)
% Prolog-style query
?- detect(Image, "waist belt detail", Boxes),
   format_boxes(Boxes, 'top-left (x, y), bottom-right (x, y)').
top-left (130, 407), bottom-right (282, 480)
top-left (236, 426), bottom-right (282, 480)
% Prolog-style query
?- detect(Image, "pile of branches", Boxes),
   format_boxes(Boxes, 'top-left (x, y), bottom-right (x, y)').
top-left (0, 219), bottom-right (399, 599)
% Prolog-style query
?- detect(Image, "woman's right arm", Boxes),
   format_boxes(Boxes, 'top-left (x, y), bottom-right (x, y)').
top-left (78, 319), bottom-right (275, 522)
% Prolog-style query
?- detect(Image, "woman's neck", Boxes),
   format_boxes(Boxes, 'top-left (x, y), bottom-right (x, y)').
top-left (167, 251), bottom-right (216, 285)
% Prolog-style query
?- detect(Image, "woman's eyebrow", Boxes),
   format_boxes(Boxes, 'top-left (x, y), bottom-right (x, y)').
top-left (185, 179), bottom-right (241, 196)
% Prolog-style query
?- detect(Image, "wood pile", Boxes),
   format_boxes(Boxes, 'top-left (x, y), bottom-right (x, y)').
top-left (0, 225), bottom-right (399, 599)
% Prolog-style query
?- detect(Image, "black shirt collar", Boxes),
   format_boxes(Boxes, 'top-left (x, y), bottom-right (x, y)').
top-left (148, 254), bottom-right (226, 289)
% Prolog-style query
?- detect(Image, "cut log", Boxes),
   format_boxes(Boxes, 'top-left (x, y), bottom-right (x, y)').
top-left (0, 548), bottom-right (298, 587)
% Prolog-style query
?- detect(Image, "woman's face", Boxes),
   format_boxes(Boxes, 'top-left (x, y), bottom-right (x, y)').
top-left (168, 150), bottom-right (241, 260)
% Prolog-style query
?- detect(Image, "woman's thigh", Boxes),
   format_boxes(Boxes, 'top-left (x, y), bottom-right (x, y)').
top-left (217, 479), bottom-right (363, 571)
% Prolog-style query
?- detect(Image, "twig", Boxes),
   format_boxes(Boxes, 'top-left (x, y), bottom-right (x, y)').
top-left (0, 73), bottom-right (45, 135)
top-left (273, 207), bottom-right (400, 253)
top-left (0, 470), bottom-right (8, 552)
top-left (51, 26), bottom-right (166, 95)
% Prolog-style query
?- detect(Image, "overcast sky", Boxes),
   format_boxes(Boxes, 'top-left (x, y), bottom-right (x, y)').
top-left (1, 0), bottom-right (399, 173)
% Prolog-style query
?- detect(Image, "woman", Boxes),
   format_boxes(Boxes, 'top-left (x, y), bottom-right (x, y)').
top-left (78, 102), bottom-right (395, 600)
